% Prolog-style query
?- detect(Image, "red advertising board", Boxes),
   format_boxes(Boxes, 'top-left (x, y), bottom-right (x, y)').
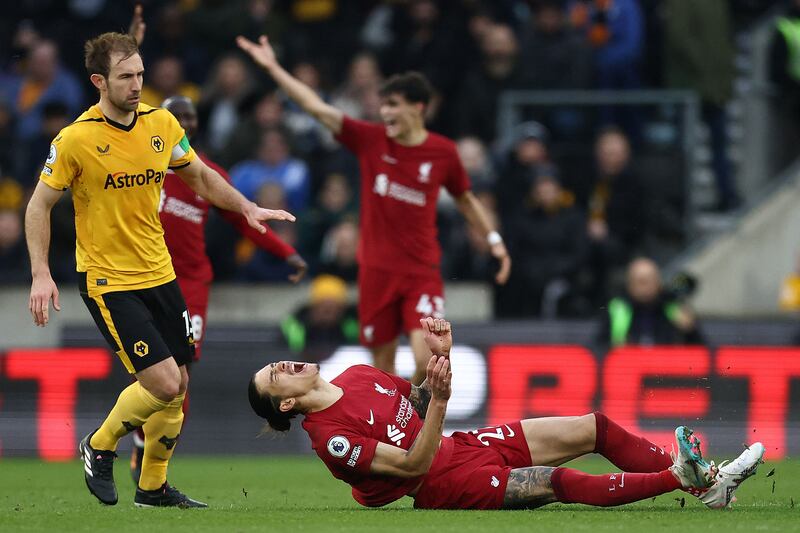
top-left (1, 345), bottom-right (799, 460)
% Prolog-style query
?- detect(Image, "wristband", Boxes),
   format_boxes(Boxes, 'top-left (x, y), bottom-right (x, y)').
top-left (487, 231), bottom-right (503, 246)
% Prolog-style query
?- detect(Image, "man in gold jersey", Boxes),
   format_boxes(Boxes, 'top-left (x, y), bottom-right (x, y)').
top-left (24, 32), bottom-right (294, 508)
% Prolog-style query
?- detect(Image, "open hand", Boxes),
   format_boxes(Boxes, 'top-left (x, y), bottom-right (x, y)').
top-left (420, 317), bottom-right (452, 358)
top-left (286, 254), bottom-right (308, 283)
top-left (492, 241), bottom-right (511, 285)
top-left (243, 202), bottom-right (295, 234)
top-left (236, 35), bottom-right (278, 71)
top-left (129, 4), bottom-right (146, 46)
top-left (29, 274), bottom-right (60, 327)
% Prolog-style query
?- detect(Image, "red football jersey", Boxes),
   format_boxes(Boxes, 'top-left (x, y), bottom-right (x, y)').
top-left (336, 117), bottom-right (471, 276)
top-left (158, 153), bottom-right (296, 284)
top-left (302, 365), bottom-right (452, 507)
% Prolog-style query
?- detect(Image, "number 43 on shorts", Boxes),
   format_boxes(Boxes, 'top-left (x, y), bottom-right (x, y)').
top-left (415, 294), bottom-right (445, 318)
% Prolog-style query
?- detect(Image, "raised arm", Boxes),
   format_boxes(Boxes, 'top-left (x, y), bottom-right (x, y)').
top-left (175, 158), bottom-right (295, 234)
top-left (25, 180), bottom-right (65, 326)
top-left (369, 354), bottom-right (451, 478)
top-left (455, 191), bottom-right (511, 285)
top-left (236, 35), bottom-right (343, 134)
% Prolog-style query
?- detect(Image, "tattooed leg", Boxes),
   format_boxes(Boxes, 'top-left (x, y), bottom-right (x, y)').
top-left (502, 467), bottom-right (558, 509)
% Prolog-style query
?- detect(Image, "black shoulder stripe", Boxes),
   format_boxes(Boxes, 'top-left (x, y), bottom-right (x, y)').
top-left (137, 108), bottom-right (160, 116)
top-left (64, 117), bottom-right (105, 129)
top-left (168, 161), bottom-right (191, 170)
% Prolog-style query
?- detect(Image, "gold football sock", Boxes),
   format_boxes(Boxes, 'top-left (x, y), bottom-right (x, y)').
top-left (139, 392), bottom-right (185, 491)
top-left (90, 382), bottom-right (169, 451)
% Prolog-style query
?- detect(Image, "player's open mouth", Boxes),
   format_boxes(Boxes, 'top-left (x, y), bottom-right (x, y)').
top-left (291, 363), bottom-right (307, 374)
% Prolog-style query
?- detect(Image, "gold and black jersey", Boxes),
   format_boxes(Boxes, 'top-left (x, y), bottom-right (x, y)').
top-left (40, 103), bottom-right (196, 297)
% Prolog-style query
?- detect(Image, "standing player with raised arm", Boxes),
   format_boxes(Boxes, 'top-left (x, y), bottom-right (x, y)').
top-left (25, 32), bottom-right (294, 508)
top-left (237, 35), bottom-right (512, 384)
top-left (248, 318), bottom-right (765, 511)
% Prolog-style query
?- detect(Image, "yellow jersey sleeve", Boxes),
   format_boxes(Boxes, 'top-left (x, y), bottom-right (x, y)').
top-left (165, 113), bottom-right (196, 170)
top-left (39, 131), bottom-right (79, 190)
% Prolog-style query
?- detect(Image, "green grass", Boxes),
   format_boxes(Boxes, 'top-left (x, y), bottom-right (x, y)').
top-left (0, 455), bottom-right (797, 532)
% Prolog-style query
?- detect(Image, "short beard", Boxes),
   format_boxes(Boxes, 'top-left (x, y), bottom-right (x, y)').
top-left (109, 94), bottom-right (138, 114)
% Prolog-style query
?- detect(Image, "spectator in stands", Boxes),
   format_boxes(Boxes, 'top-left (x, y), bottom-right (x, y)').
top-left (318, 219), bottom-right (359, 282)
top-left (569, 0), bottom-right (644, 90)
top-left (456, 136), bottom-right (496, 192)
top-left (770, 0), bottom-right (800, 98)
top-left (0, 178), bottom-right (28, 283)
top-left (1, 39), bottom-right (83, 142)
top-left (500, 165), bottom-right (588, 318)
top-left (283, 61), bottom-right (335, 155)
top-left (140, 55), bottom-right (201, 107)
top-left (381, 0), bottom-right (463, 108)
top-left (135, 2), bottom-right (209, 84)
top-left (664, 0), bottom-right (739, 212)
top-left (331, 52), bottom-right (383, 120)
top-left (229, 128), bottom-right (311, 213)
top-left (199, 54), bottom-right (257, 154)
top-left (570, 0), bottom-right (644, 135)
top-left (586, 126), bottom-right (645, 304)
top-left (520, 0), bottom-right (593, 91)
top-left (455, 24), bottom-right (528, 143)
top-left (281, 274), bottom-right (359, 361)
top-left (597, 257), bottom-right (702, 347)
top-left (495, 121), bottom-right (551, 226)
top-left (17, 102), bottom-right (70, 186)
top-left (441, 185), bottom-right (500, 284)
top-left (0, 101), bottom-right (15, 174)
top-left (298, 172), bottom-right (357, 272)
top-left (221, 91), bottom-right (287, 168)
top-left (769, 0), bottom-right (800, 172)
top-left (779, 252), bottom-right (800, 311)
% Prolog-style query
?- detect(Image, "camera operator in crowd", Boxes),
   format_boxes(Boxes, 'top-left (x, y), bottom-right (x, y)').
top-left (596, 257), bottom-right (702, 347)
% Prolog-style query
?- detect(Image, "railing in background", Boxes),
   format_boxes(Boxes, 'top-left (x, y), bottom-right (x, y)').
top-left (495, 89), bottom-right (701, 241)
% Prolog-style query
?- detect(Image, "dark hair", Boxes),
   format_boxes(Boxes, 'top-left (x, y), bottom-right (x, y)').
top-left (248, 374), bottom-right (296, 432)
top-left (84, 32), bottom-right (140, 78)
top-left (379, 71), bottom-right (433, 106)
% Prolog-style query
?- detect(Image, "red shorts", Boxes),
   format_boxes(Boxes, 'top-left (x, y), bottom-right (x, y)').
top-left (176, 278), bottom-right (210, 361)
top-left (358, 266), bottom-right (444, 347)
top-left (413, 422), bottom-right (532, 510)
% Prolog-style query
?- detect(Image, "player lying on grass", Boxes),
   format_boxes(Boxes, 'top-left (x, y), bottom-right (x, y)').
top-left (248, 318), bottom-right (765, 510)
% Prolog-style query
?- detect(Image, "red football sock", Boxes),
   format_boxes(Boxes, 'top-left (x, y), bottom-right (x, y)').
top-left (594, 412), bottom-right (673, 472)
top-left (551, 467), bottom-right (681, 507)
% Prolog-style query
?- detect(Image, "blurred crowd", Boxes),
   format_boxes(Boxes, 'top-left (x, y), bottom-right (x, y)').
top-left (0, 0), bottom-right (781, 318)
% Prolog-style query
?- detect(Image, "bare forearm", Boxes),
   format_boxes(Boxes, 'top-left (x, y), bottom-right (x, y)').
top-left (25, 202), bottom-right (52, 277)
top-left (457, 193), bottom-right (495, 236)
top-left (263, 64), bottom-right (341, 132)
top-left (194, 165), bottom-right (250, 214)
top-left (404, 398), bottom-right (447, 475)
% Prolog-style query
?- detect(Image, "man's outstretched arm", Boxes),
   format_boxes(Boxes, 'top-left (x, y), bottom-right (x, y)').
top-left (175, 158), bottom-right (295, 234)
top-left (237, 35), bottom-right (343, 135)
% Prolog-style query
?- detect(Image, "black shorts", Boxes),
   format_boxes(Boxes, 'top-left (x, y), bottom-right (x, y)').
top-left (79, 274), bottom-right (195, 374)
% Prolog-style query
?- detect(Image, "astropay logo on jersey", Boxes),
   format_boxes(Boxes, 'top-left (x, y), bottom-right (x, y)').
top-left (104, 168), bottom-right (165, 190)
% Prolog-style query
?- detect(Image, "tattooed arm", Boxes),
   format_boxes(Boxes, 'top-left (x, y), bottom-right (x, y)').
top-left (502, 467), bottom-right (558, 509)
top-left (409, 381), bottom-right (432, 419)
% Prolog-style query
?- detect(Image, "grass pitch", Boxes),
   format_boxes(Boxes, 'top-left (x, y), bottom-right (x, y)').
top-left (0, 455), bottom-right (797, 532)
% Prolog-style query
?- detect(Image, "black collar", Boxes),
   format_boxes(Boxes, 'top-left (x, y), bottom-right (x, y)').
top-left (103, 111), bottom-right (138, 132)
